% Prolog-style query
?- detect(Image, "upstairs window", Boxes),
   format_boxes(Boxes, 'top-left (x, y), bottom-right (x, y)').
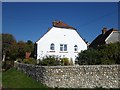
top-left (60, 44), bottom-right (67, 51)
top-left (74, 45), bottom-right (78, 52)
top-left (64, 44), bottom-right (67, 51)
top-left (60, 44), bottom-right (63, 51)
top-left (50, 43), bottom-right (55, 50)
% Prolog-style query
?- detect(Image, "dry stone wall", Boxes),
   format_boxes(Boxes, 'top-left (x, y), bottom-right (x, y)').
top-left (14, 62), bottom-right (120, 88)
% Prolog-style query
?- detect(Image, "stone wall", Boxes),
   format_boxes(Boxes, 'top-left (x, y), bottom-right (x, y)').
top-left (14, 62), bottom-right (120, 88)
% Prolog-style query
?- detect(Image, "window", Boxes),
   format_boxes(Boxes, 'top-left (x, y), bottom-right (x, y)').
top-left (64, 44), bottom-right (67, 51)
top-left (74, 45), bottom-right (78, 51)
top-left (50, 43), bottom-right (55, 50)
top-left (60, 44), bottom-right (63, 51)
top-left (60, 44), bottom-right (67, 51)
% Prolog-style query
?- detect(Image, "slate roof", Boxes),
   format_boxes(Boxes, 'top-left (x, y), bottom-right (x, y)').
top-left (52, 20), bottom-right (76, 30)
top-left (90, 28), bottom-right (118, 48)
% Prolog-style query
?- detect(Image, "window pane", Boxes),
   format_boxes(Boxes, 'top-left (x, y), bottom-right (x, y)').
top-left (60, 47), bottom-right (63, 51)
top-left (74, 45), bottom-right (78, 51)
top-left (74, 45), bottom-right (77, 47)
top-left (60, 44), bottom-right (63, 51)
top-left (74, 48), bottom-right (77, 51)
top-left (60, 44), bottom-right (63, 46)
top-left (50, 43), bottom-right (55, 50)
top-left (64, 44), bottom-right (67, 51)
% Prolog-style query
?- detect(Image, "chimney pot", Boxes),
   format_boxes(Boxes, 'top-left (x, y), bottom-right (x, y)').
top-left (102, 27), bottom-right (107, 34)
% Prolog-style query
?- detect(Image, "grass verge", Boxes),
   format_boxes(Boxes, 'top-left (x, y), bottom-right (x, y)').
top-left (2, 67), bottom-right (47, 89)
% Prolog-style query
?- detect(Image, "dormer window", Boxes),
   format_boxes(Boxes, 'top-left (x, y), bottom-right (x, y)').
top-left (74, 45), bottom-right (78, 52)
top-left (50, 43), bottom-right (55, 50)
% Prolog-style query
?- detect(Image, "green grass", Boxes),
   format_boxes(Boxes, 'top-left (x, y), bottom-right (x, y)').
top-left (2, 67), bottom-right (48, 88)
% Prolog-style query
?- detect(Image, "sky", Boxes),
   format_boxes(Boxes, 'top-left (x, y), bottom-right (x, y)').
top-left (2, 2), bottom-right (119, 43)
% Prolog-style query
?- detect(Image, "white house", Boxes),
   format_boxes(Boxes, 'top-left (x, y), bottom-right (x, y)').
top-left (36, 20), bottom-right (87, 63)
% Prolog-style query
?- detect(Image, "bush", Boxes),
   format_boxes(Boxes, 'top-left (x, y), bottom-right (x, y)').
top-left (38, 56), bottom-right (61, 66)
top-left (23, 58), bottom-right (37, 65)
top-left (61, 58), bottom-right (69, 66)
top-left (38, 56), bottom-right (72, 66)
top-left (77, 42), bottom-right (120, 65)
top-left (2, 60), bottom-right (14, 71)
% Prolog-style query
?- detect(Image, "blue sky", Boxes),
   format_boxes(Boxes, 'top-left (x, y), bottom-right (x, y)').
top-left (2, 2), bottom-right (119, 43)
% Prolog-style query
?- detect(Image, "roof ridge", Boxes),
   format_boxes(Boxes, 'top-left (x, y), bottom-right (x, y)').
top-left (52, 20), bottom-right (76, 30)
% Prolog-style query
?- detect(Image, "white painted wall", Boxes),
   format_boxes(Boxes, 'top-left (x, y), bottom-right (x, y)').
top-left (105, 31), bottom-right (120, 44)
top-left (36, 27), bottom-right (87, 63)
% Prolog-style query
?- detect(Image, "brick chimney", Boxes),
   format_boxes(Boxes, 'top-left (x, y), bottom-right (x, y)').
top-left (102, 28), bottom-right (107, 34)
top-left (52, 20), bottom-right (59, 26)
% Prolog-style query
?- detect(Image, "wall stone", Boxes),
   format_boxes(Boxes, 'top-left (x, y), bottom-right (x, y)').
top-left (14, 62), bottom-right (120, 88)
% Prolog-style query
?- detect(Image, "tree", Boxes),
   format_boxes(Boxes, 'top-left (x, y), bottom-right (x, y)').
top-left (2, 33), bottom-right (17, 70)
top-left (2, 33), bottom-right (16, 61)
top-left (17, 40), bottom-right (34, 59)
top-left (25, 40), bottom-right (33, 52)
top-left (17, 41), bottom-right (26, 59)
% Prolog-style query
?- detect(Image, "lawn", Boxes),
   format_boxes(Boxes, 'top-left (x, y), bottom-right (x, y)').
top-left (2, 67), bottom-right (47, 89)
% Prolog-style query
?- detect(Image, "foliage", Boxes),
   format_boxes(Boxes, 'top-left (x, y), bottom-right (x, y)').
top-left (2, 68), bottom-right (48, 88)
top-left (61, 58), bottom-right (70, 66)
top-left (16, 58), bottom-right (37, 65)
top-left (38, 56), bottom-right (61, 66)
top-left (2, 33), bottom-right (35, 61)
top-left (25, 40), bottom-right (34, 57)
top-left (2, 60), bottom-right (14, 71)
top-left (38, 56), bottom-right (73, 66)
top-left (2, 33), bottom-right (16, 51)
top-left (17, 41), bottom-right (26, 59)
top-left (23, 58), bottom-right (37, 65)
top-left (17, 40), bottom-right (34, 59)
top-left (2, 33), bottom-right (17, 60)
top-left (77, 42), bottom-right (120, 65)
top-left (0, 34), bottom-right (34, 60)
top-left (2, 33), bottom-right (35, 70)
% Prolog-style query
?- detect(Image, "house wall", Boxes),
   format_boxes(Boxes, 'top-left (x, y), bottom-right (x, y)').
top-left (105, 31), bottom-right (120, 44)
top-left (36, 27), bottom-right (87, 63)
top-left (14, 62), bottom-right (120, 88)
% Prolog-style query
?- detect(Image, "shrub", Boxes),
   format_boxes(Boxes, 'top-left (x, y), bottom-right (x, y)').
top-left (39, 55), bottom-right (60, 66)
top-left (38, 56), bottom-right (72, 66)
top-left (77, 42), bottom-right (120, 65)
top-left (2, 60), bottom-right (14, 71)
top-left (61, 58), bottom-right (69, 66)
top-left (23, 58), bottom-right (37, 65)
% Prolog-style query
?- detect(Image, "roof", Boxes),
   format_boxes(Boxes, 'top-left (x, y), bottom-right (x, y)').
top-left (36, 20), bottom-right (86, 44)
top-left (52, 20), bottom-right (76, 30)
top-left (90, 28), bottom-right (119, 48)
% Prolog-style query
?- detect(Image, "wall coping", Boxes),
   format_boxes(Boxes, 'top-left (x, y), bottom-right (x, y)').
top-left (15, 62), bottom-right (120, 68)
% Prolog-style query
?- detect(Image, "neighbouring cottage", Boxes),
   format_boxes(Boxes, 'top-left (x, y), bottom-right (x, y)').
top-left (35, 20), bottom-right (87, 63)
top-left (90, 28), bottom-right (120, 48)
